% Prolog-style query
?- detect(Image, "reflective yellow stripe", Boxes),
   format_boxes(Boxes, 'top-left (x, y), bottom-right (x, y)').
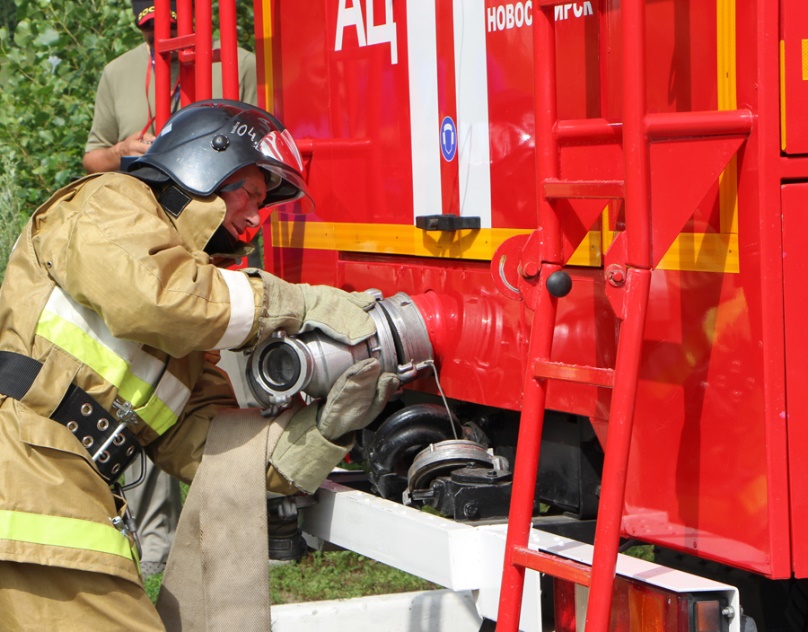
top-left (0, 509), bottom-right (133, 560)
top-left (270, 219), bottom-right (740, 273)
top-left (37, 311), bottom-right (153, 405)
top-left (136, 396), bottom-right (178, 436)
top-left (35, 312), bottom-right (181, 436)
top-left (262, 0), bottom-right (274, 109)
top-left (270, 215), bottom-right (522, 260)
top-left (717, 0), bottom-right (739, 234)
top-left (803, 39), bottom-right (808, 81)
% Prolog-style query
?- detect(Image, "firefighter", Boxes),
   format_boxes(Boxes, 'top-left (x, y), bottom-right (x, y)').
top-left (82, 0), bottom-right (260, 576)
top-left (0, 99), bottom-right (398, 630)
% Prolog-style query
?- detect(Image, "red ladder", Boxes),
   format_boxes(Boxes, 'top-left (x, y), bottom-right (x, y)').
top-left (495, 1), bottom-right (752, 630)
top-left (151, 0), bottom-right (241, 132)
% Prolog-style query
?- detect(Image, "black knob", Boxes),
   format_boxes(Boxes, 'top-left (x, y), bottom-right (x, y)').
top-left (211, 135), bottom-right (230, 151)
top-left (546, 271), bottom-right (572, 297)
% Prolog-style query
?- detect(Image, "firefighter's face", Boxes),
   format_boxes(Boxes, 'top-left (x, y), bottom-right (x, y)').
top-left (219, 165), bottom-right (269, 240)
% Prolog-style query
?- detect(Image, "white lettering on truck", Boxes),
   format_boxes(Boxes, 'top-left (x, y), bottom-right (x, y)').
top-left (335, 0), bottom-right (398, 65)
top-left (486, 1), bottom-right (594, 32)
top-left (554, 2), bottom-right (594, 20)
top-left (486, 2), bottom-right (533, 32)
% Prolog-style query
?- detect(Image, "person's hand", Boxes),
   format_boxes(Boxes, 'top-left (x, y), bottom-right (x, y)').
top-left (116, 132), bottom-right (155, 159)
top-left (316, 358), bottom-right (400, 441)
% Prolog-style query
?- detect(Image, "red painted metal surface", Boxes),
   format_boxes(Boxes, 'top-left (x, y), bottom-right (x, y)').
top-left (194, 1), bottom-right (212, 100)
top-left (783, 183), bottom-right (808, 575)
top-left (120, 5), bottom-right (804, 619)
top-left (218, 0), bottom-right (239, 101)
top-left (177, 0), bottom-right (194, 108)
top-left (153, 0), bottom-right (172, 131)
top-left (260, 0), bottom-right (798, 583)
top-left (498, 263), bottom-right (560, 632)
top-left (533, 360), bottom-right (614, 388)
top-left (512, 547), bottom-right (592, 587)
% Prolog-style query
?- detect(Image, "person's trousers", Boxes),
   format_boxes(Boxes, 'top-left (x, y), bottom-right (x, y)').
top-left (0, 561), bottom-right (165, 631)
top-left (125, 458), bottom-right (182, 567)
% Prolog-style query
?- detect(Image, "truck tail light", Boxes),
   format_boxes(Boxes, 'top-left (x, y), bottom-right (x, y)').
top-left (553, 576), bottom-right (730, 632)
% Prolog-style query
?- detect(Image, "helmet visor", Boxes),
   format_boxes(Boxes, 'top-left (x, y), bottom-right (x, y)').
top-left (258, 129), bottom-right (303, 173)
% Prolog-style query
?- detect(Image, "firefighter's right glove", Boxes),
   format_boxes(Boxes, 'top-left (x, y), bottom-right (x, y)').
top-left (267, 358), bottom-right (400, 494)
top-left (247, 269), bottom-right (376, 346)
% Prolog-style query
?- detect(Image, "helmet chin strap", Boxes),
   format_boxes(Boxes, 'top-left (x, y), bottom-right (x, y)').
top-left (204, 224), bottom-right (240, 257)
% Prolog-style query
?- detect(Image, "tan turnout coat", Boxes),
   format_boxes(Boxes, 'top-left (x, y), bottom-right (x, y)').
top-left (0, 172), bottom-right (267, 584)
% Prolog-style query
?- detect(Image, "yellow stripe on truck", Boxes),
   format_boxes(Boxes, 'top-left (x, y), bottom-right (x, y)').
top-left (270, 218), bottom-right (740, 273)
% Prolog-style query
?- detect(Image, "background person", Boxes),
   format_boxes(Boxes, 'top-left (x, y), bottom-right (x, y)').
top-left (83, 0), bottom-right (256, 173)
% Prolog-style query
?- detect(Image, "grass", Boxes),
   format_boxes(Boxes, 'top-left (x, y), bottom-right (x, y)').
top-left (149, 483), bottom-right (436, 605)
top-left (143, 550), bottom-right (438, 605)
top-left (270, 550), bottom-right (438, 604)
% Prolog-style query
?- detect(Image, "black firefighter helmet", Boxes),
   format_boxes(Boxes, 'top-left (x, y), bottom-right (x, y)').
top-left (127, 99), bottom-right (312, 212)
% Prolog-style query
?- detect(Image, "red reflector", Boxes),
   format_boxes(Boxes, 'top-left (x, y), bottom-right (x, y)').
top-left (552, 575), bottom-right (728, 631)
top-left (694, 599), bottom-right (722, 632)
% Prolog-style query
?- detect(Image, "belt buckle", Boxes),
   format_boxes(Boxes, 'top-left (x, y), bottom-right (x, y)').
top-left (112, 398), bottom-right (138, 424)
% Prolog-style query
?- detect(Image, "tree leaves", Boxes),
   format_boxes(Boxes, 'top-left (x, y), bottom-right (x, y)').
top-left (0, 1), bottom-right (138, 209)
top-left (0, 0), bottom-right (256, 212)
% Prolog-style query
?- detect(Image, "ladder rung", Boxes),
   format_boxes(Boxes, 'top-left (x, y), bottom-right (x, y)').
top-left (544, 179), bottom-right (625, 200)
top-left (512, 547), bottom-right (592, 587)
top-left (533, 360), bottom-right (615, 388)
top-left (155, 34), bottom-right (197, 54)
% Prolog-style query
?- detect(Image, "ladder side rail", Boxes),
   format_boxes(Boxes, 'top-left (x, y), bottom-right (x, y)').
top-left (219, 0), bottom-right (240, 101)
top-left (534, 4), bottom-right (562, 263)
top-left (178, 0), bottom-right (195, 108)
top-left (583, 270), bottom-right (651, 631)
top-left (496, 266), bottom-right (562, 632)
top-left (154, 0), bottom-right (174, 131)
top-left (495, 3), bottom-right (562, 630)
top-left (621, 0), bottom-right (651, 270)
top-left (195, 0), bottom-right (214, 100)
top-left (584, 0), bottom-right (652, 628)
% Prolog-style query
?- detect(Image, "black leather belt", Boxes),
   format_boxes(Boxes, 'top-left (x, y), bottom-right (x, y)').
top-left (0, 350), bottom-right (142, 482)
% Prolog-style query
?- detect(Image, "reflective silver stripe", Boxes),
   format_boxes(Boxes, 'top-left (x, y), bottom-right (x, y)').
top-left (45, 288), bottom-right (164, 385)
top-left (213, 269), bottom-right (255, 350)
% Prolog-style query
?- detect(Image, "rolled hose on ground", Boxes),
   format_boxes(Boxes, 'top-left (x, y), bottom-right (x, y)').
top-left (365, 403), bottom-right (458, 501)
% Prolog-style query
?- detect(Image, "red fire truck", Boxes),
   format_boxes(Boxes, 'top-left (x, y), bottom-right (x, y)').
top-left (150, 0), bottom-right (808, 630)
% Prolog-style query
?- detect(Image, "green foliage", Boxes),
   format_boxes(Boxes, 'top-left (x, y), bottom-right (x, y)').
top-left (0, 1), bottom-right (255, 214)
top-left (143, 571), bottom-right (163, 604)
top-left (0, 153), bottom-right (30, 283)
top-left (0, 1), bottom-right (139, 210)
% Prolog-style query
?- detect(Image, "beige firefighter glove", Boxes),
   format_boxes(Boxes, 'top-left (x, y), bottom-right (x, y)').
top-left (316, 357), bottom-right (400, 441)
top-left (247, 268), bottom-right (376, 346)
top-left (267, 358), bottom-right (400, 494)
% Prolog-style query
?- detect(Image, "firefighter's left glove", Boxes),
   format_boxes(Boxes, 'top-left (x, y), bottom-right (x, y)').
top-left (267, 358), bottom-right (400, 494)
top-left (248, 269), bottom-right (376, 346)
top-left (316, 357), bottom-right (400, 441)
